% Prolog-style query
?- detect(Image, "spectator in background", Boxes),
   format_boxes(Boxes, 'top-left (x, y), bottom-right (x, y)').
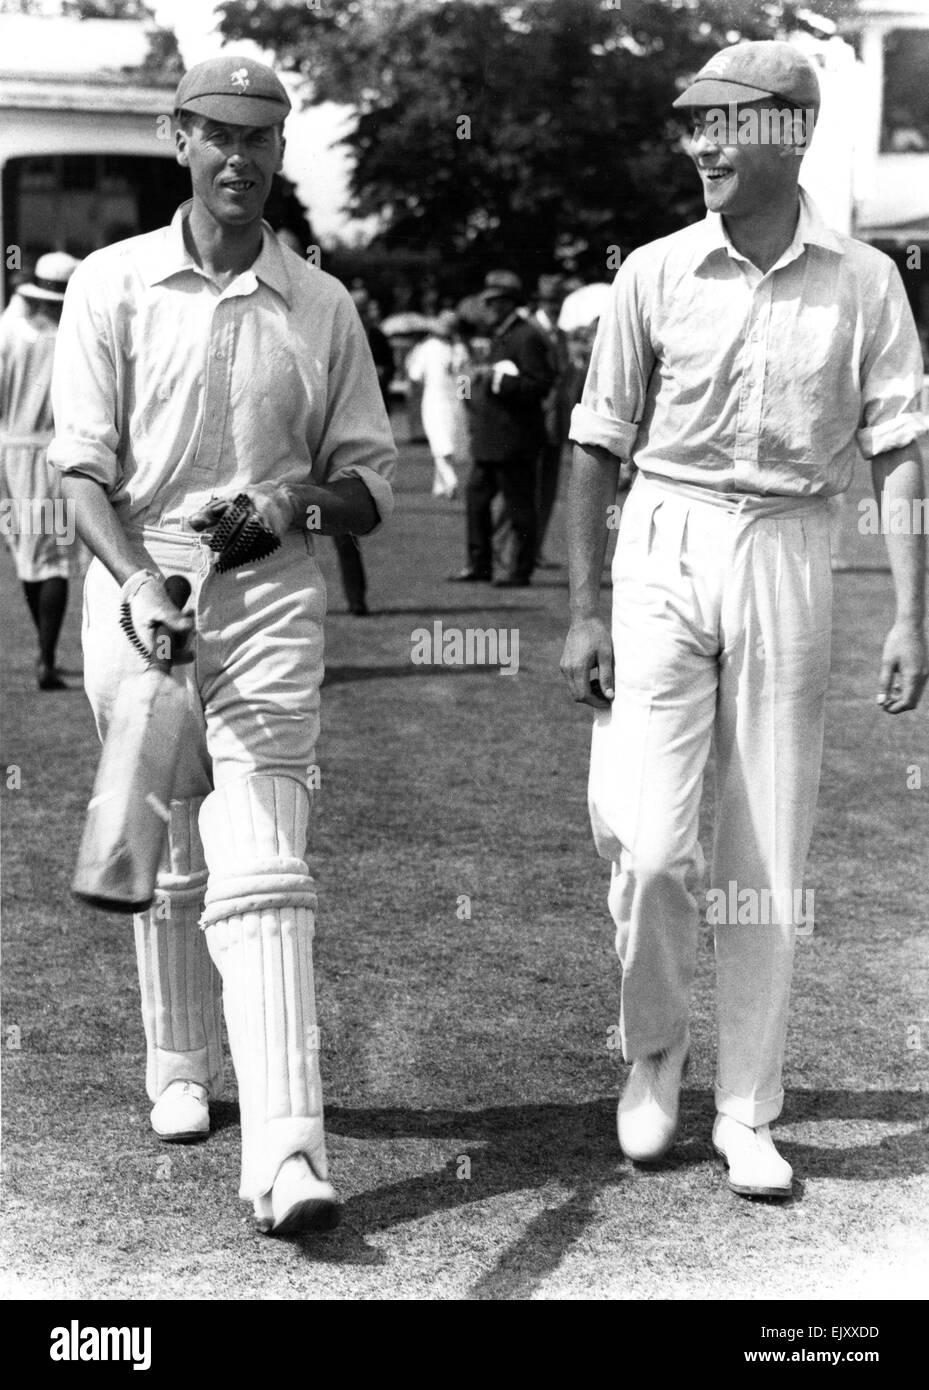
top-left (351, 285), bottom-right (395, 400)
top-left (329, 285), bottom-right (395, 616)
top-left (531, 274), bottom-right (572, 565)
top-left (449, 270), bottom-right (553, 587)
top-left (406, 310), bottom-right (469, 499)
top-left (1, 257), bottom-right (37, 325)
top-left (0, 253), bottom-right (81, 689)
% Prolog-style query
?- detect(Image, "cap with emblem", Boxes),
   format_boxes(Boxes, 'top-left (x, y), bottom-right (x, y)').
top-left (19, 252), bottom-right (81, 301)
top-left (672, 40), bottom-right (820, 113)
top-left (174, 56), bottom-right (292, 128)
top-left (481, 269), bottom-right (524, 303)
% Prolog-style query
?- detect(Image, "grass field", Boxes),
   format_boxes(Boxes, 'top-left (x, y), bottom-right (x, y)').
top-left (2, 440), bottom-right (928, 1300)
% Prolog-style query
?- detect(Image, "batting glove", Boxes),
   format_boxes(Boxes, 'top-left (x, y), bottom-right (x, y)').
top-left (188, 483), bottom-right (296, 541)
top-left (119, 569), bottom-right (193, 661)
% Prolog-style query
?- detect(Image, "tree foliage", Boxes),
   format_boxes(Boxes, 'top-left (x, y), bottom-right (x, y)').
top-left (218, 0), bottom-right (858, 281)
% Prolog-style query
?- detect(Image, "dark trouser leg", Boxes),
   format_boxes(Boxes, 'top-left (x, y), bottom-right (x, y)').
top-left (22, 580), bottom-right (41, 630)
top-left (499, 456), bottom-right (538, 581)
top-left (37, 577), bottom-right (68, 667)
top-left (536, 440), bottom-right (563, 552)
top-left (465, 460), bottom-right (497, 577)
top-left (333, 534), bottom-right (367, 611)
top-left (492, 499), bottom-right (513, 573)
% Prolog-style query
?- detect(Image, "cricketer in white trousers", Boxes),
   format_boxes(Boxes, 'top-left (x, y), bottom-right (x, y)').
top-left (82, 522), bottom-right (328, 1200)
top-left (589, 471), bottom-right (833, 1127)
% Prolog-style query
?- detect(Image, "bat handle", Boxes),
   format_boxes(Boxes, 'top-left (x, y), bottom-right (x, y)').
top-left (151, 575), bottom-right (192, 670)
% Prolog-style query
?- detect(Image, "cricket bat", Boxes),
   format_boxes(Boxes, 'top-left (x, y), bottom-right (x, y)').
top-left (72, 575), bottom-right (192, 913)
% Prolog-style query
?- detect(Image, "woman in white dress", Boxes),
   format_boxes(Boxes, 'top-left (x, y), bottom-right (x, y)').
top-left (406, 311), bottom-right (470, 498)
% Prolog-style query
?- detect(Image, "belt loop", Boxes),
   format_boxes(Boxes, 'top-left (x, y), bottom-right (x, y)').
top-left (197, 535), bottom-right (213, 579)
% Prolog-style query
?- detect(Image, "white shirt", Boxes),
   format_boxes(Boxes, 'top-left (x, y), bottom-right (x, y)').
top-left (48, 202), bottom-right (396, 527)
top-left (571, 191), bottom-right (926, 496)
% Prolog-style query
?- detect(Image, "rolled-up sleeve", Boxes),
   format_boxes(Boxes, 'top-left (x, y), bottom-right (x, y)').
top-left (315, 294), bottom-right (397, 526)
top-left (856, 263), bottom-right (927, 459)
top-left (47, 260), bottom-right (121, 488)
top-left (569, 251), bottom-right (656, 460)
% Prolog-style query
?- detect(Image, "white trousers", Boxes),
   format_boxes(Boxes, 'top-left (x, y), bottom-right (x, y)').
top-left (589, 473), bottom-right (833, 1127)
top-left (82, 527), bottom-right (330, 1197)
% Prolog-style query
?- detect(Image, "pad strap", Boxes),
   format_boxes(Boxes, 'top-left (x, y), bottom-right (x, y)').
top-left (199, 869), bottom-right (318, 928)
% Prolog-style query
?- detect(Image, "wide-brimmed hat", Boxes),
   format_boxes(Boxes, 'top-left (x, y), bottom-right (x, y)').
top-left (19, 252), bottom-right (81, 302)
top-left (175, 56), bottom-right (292, 128)
top-left (672, 40), bottom-right (820, 114)
top-left (480, 269), bottom-right (523, 303)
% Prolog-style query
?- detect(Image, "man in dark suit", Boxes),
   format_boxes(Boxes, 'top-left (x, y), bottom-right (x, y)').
top-left (334, 286), bottom-right (395, 615)
top-left (450, 270), bottom-right (554, 587)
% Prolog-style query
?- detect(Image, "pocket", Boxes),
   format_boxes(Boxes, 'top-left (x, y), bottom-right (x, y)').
top-left (81, 561), bottom-right (93, 639)
top-left (613, 485), bottom-right (660, 579)
top-left (81, 556), bottom-right (112, 642)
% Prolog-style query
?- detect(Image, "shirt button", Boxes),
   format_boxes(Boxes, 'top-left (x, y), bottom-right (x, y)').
top-left (214, 349), bottom-right (225, 360)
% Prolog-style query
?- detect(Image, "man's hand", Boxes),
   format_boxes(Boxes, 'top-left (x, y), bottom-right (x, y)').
top-left (560, 616), bottom-right (615, 709)
top-left (491, 359), bottom-right (519, 394)
top-left (188, 478), bottom-right (379, 540)
top-left (876, 619), bottom-right (928, 713)
top-left (120, 570), bottom-right (193, 659)
top-left (188, 483), bottom-right (294, 540)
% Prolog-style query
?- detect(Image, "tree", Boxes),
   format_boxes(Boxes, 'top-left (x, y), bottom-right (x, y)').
top-left (217, 0), bottom-right (858, 287)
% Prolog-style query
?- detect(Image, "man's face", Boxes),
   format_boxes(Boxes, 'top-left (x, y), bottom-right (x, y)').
top-left (25, 297), bottom-right (63, 325)
top-left (351, 288), bottom-right (372, 323)
top-left (686, 100), bottom-right (805, 217)
top-left (484, 294), bottom-right (516, 328)
top-left (176, 116), bottom-right (284, 228)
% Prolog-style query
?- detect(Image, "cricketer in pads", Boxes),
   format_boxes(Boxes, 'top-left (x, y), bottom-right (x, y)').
top-left (50, 56), bottom-right (397, 1234)
top-left (561, 41), bottom-right (927, 1197)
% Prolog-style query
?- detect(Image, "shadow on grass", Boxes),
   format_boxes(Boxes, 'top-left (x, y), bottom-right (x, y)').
top-left (279, 1089), bottom-right (929, 1295)
top-left (324, 664), bottom-right (524, 686)
top-left (332, 605), bottom-right (536, 617)
top-left (209, 1100), bottom-right (243, 1136)
top-left (287, 1097), bottom-right (624, 1292)
top-left (779, 1089), bottom-right (929, 1181)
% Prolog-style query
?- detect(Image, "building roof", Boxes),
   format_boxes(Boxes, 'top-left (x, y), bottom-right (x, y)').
top-left (0, 13), bottom-right (175, 86)
top-left (849, 1), bottom-right (929, 22)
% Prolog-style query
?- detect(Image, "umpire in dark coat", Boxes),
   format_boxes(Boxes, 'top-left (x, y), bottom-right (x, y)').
top-left (450, 270), bottom-right (554, 587)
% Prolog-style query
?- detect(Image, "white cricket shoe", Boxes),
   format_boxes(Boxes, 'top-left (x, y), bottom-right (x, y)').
top-left (713, 1114), bottom-right (793, 1197)
top-left (150, 1080), bottom-right (210, 1143)
top-left (253, 1153), bottom-right (341, 1237)
top-left (617, 1031), bottom-right (690, 1162)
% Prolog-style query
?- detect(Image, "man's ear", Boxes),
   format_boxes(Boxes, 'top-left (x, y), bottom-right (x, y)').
top-left (276, 131), bottom-right (286, 174)
top-left (786, 109), bottom-right (813, 157)
top-left (175, 124), bottom-right (191, 169)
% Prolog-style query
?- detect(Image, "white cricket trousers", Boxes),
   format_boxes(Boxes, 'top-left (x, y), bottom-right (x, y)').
top-left (589, 472), bottom-right (833, 1127)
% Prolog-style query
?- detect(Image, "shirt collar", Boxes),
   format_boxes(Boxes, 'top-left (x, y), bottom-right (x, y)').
top-left (696, 187), bottom-right (844, 271)
top-left (144, 201), bottom-right (294, 306)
